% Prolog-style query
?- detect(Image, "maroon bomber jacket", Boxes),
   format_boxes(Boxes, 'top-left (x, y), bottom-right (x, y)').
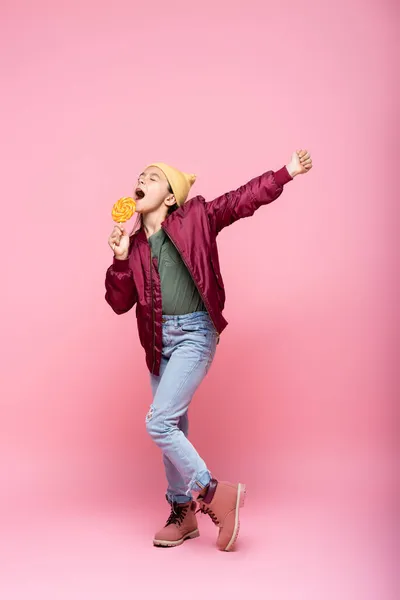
top-left (105, 165), bottom-right (293, 375)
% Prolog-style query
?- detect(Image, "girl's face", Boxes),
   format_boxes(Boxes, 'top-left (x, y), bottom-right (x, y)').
top-left (134, 166), bottom-right (176, 215)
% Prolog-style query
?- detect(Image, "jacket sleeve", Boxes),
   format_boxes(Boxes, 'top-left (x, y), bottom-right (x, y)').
top-left (205, 166), bottom-right (293, 235)
top-left (105, 256), bottom-right (138, 314)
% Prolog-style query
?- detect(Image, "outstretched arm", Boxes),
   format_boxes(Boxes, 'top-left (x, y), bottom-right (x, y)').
top-left (205, 150), bottom-right (312, 235)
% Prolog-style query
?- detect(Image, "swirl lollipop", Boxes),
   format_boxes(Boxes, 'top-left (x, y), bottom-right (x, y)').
top-left (111, 196), bottom-right (136, 224)
top-left (111, 196), bottom-right (136, 253)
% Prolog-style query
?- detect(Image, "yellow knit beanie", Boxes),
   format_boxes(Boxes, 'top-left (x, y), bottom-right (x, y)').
top-left (147, 162), bottom-right (196, 206)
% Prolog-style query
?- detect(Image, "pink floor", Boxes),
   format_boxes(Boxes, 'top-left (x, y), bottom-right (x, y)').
top-left (1, 491), bottom-right (395, 600)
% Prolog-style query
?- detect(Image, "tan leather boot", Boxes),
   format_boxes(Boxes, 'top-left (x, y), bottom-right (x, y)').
top-left (197, 479), bottom-right (246, 551)
top-left (153, 499), bottom-right (200, 548)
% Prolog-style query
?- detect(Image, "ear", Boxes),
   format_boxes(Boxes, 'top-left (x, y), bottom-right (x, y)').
top-left (165, 194), bottom-right (177, 207)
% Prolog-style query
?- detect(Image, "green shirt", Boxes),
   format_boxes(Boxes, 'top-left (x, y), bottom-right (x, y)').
top-left (148, 228), bottom-right (207, 315)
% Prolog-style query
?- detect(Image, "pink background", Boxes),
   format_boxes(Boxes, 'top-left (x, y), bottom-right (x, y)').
top-left (1, 1), bottom-right (398, 598)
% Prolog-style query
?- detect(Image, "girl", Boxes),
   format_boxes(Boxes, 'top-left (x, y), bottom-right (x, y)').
top-left (105, 151), bottom-right (313, 551)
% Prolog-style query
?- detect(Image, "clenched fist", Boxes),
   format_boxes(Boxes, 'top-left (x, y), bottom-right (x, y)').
top-left (108, 224), bottom-right (130, 260)
top-left (286, 149), bottom-right (313, 178)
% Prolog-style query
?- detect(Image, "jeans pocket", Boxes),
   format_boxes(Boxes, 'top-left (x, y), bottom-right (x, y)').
top-left (180, 322), bottom-right (207, 335)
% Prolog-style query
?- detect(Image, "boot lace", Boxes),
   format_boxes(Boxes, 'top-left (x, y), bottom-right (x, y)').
top-left (196, 503), bottom-right (220, 526)
top-left (166, 503), bottom-right (189, 526)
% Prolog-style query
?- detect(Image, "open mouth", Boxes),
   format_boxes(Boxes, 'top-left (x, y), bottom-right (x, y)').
top-left (135, 188), bottom-right (145, 199)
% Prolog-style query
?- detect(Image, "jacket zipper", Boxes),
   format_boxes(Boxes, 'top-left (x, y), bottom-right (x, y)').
top-left (149, 247), bottom-right (156, 373)
top-left (162, 227), bottom-right (219, 336)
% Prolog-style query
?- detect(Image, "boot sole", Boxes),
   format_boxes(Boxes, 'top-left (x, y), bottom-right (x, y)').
top-left (153, 528), bottom-right (200, 548)
top-left (223, 483), bottom-right (246, 552)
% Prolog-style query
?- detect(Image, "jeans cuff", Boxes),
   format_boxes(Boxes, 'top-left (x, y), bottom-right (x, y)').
top-left (187, 470), bottom-right (212, 494)
top-left (167, 493), bottom-right (192, 505)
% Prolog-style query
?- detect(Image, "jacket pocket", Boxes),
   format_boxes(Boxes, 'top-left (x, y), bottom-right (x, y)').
top-left (210, 243), bottom-right (224, 291)
top-left (211, 257), bottom-right (225, 297)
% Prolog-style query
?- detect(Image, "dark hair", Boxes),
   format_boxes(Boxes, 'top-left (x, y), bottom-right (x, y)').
top-left (129, 182), bottom-right (177, 238)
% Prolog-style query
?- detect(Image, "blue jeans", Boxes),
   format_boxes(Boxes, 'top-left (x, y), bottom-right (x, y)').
top-left (147, 311), bottom-right (218, 504)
